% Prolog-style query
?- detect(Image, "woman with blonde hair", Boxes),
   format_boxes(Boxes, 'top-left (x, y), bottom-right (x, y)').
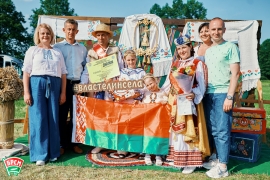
top-left (22, 23), bottom-right (67, 166)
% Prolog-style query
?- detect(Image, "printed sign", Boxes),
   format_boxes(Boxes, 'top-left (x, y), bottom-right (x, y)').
top-left (2, 157), bottom-right (24, 176)
top-left (74, 80), bottom-right (144, 92)
top-left (177, 95), bottom-right (193, 115)
top-left (86, 54), bottom-right (120, 83)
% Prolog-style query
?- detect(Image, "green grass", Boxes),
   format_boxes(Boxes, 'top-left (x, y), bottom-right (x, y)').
top-left (15, 97), bottom-right (27, 119)
top-left (259, 80), bottom-right (270, 127)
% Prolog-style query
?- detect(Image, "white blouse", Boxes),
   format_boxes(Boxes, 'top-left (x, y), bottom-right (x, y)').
top-left (111, 68), bottom-right (146, 104)
top-left (142, 89), bottom-right (168, 104)
top-left (22, 46), bottom-right (67, 78)
top-left (194, 46), bottom-right (205, 62)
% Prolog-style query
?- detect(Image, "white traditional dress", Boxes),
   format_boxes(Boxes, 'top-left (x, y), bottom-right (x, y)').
top-left (109, 68), bottom-right (146, 104)
top-left (166, 56), bottom-right (210, 168)
top-left (142, 90), bottom-right (168, 104)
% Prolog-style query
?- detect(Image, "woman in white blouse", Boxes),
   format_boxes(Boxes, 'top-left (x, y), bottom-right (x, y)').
top-left (22, 23), bottom-right (67, 166)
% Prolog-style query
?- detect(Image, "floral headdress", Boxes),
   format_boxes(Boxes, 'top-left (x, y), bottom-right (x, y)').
top-left (174, 34), bottom-right (191, 46)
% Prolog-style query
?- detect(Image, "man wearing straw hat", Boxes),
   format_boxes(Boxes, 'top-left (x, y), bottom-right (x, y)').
top-left (54, 19), bottom-right (87, 155)
top-left (80, 23), bottom-right (124, 154)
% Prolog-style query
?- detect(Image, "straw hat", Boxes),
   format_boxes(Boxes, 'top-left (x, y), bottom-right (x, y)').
top-left (92, 24), bottom-right (113, 38)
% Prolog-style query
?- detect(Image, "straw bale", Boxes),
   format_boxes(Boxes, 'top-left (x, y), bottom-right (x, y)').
top-left (0, 67), bottom-right (23, 103)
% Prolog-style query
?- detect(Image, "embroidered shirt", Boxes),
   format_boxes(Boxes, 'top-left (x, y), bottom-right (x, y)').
top-left (142, 89), bottom-right (168, 104)
top-left (22, 46), bottom-right (67, 77)
top-left (54, 39), bottom-right (87, 80)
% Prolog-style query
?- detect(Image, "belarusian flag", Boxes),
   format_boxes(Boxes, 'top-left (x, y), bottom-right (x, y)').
top-left (72, 95), bottom-right (171, 155)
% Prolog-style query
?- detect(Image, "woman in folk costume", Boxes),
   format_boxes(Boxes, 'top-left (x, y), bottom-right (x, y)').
top-left (166, 34), bottom-right (210, 174)
top-left (80, 23), bottom-right (124, 154)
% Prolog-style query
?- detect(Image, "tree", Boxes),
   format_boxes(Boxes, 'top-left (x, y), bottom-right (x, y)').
top-left (0, 0), bottom-right (31, 59)
top-left (150, 0), bottom-right (207, 19)
top-left (29, 0), bottom-right (77, 32)
top-left (258, 39), bottom-right (270, 80)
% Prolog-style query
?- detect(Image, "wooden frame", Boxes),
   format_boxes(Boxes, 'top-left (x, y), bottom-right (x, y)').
top-left (235, 80), bottom-right (269, 142)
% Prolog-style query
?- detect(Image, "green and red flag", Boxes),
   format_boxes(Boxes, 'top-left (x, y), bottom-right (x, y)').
top-left (72, 96), bottom-right (171, 155)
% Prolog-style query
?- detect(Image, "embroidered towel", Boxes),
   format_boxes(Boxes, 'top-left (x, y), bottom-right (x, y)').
top-left (37, 15), bottom-right (100, 41)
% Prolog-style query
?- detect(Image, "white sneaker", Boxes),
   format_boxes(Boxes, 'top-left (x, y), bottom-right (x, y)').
top-left (203, 154), bottom-right (218, 170)
top-left (182, 167), bottom-right (196, 174)
top-left (209, 153), bottom-right (217, 160)
top-left (155, 156), bottom-right (163, 166)
top-left (144, 155), bottom-right (153, 165)
top-left (168, 161), bottom-right (174, 166)
top-left (50, 158), bottom-right (57, 162)
top-left (36, 160), bottom-right (45, 166)
top-left (91, 147), bottom-right (103, 154)
top-left (206, 164), bottom-right (229, 178)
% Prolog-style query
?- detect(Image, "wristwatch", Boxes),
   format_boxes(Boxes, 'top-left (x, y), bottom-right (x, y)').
top-left (226, 95), bottom-right (233, 100)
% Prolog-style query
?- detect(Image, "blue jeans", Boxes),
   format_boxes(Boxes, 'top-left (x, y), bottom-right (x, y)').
top-left (29, 76), bottom-right (61, 162)
top-left (203, 93), bottom-right (233, 164)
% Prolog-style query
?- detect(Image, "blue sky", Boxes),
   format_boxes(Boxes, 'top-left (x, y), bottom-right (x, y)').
top-left (13, 0), bottom-right (269, 43)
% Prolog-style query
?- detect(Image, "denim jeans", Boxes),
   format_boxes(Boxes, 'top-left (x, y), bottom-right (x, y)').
top-left (203, 93), bottom-right (233, 164)
top-left (29, 76), bottom-right (61, 162)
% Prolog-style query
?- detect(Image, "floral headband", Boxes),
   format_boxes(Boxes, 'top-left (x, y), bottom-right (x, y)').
top-left (174, 34), bottom-right (191, 46)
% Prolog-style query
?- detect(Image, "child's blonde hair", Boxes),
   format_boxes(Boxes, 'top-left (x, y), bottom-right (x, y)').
top-left (143, 73), bottom-right (158, 84)
top-left (123, 49), bottom-right (137, 60)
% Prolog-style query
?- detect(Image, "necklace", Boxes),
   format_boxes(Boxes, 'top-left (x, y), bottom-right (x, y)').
top-left (150, 93), bottom-right (157, 103)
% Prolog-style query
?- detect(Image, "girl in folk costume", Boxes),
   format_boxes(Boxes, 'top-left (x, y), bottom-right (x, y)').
top-left (108, 49), bottom-right (145, 158)
top-left (80, 24), bottom-right (124, 154)
top-left (142, 73), bottom-right (169, 166)
top-left (109, 49), bottom-right (145, 105)
top-left (166, 34), bottom-right (210, 174)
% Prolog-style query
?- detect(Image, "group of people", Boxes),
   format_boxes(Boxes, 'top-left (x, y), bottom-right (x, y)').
top-left (22, 16), bottom-right (240, 179)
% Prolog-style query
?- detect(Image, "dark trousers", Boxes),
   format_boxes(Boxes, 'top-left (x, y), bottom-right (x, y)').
top-left (59, 80), bottom-right (80, 149)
